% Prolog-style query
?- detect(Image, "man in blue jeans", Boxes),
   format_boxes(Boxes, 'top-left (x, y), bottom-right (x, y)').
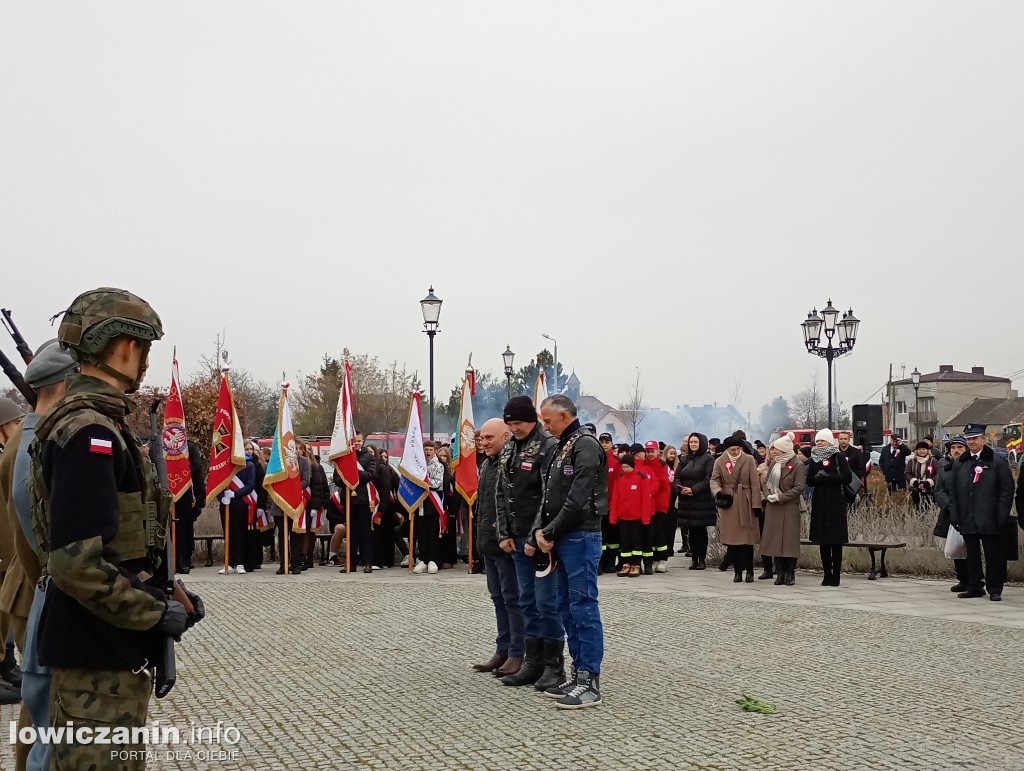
top-left (536, 394), bottom-right (606, 710)
top-left (471, 418), bottom-right (525, 674)
top-left (494, 396), bottom-right (561, 688)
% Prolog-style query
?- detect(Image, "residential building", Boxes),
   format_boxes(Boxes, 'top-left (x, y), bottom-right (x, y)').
top-left (886, 365), bottom-right (1015, 440)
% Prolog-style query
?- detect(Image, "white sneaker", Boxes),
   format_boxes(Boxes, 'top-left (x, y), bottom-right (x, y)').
top-left (655, 561), bottom-right (668, 574)
top-left (372, 565), bottom-right (381, 571)
top-left (218, 566), bottom-right (235, 575)
top-left (236, 565), bottom-right (246, 574)
top-left (413, 561), bottom-right (427, 574)
top-left (400, 556), bottom-right (410, 567)
top-left (427, 561), bottom-right (439, 574)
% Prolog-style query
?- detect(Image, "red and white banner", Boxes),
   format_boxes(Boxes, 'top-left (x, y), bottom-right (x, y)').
top-left (162, 356), bottom-right (192, 502)
top-left (206, 373), bottom-right (245, 504)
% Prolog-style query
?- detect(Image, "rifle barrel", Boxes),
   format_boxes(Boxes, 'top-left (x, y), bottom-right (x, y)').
top-left (0, 348), bottom-right (36, 407)
top-left (0, 309), bottom-right (32, 364)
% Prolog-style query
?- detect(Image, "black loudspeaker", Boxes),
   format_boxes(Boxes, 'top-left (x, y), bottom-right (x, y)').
top-left (852, 404), bottom-right (883, 447)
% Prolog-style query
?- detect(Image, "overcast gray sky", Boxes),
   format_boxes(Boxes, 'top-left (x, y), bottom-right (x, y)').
top-left (2, 2), bottom-right (1022, 422)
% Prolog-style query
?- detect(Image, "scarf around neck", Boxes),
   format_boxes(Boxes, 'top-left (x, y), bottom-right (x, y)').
top-left (811, 445), bottom-right (839, 463)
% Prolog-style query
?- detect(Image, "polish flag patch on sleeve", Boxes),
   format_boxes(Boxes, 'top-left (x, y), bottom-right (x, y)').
top-left (89, 437), bottom-right (114, 455)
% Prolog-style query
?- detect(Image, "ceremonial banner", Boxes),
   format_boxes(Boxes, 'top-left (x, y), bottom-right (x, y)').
top-left (534, 371), bottom-right (548, 412)
top-left (263, 384), bottom-right (304, 520)
top-left (162, 355), bottom-right (192, 502)
top-left (329, 360), bottom-right (359, 490)
top-left (397, 392), bottom-right (431, 515)
top-left (452, 370), bottom-right (478, 505)
top-left (206, 373), bottom-right (245, 503)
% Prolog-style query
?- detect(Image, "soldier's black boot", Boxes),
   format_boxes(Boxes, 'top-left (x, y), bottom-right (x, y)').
top-left (501, 638), bottom-right (544, 687)
top-left (0, 642), bottom-right (21, 687)
top-left (534, 638), bottom-right (566, 691)
top-left (0, 681), bottom-right (19, 705)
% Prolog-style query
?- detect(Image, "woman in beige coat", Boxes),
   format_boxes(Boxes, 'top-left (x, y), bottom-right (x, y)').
top-left (711, 437), bottom-right (762, 583)
top-left (760, 433), bottom-right (807, 587)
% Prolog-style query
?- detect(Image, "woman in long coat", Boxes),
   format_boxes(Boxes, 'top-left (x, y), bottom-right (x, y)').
top-left (711, 436), bottom-right (761, 583)
top-left (673, 433), bottom-right (717, 570)
top-left (760, 433), bottom-right (807, 586)
top-left (807, 429), bottom-right (853, 586)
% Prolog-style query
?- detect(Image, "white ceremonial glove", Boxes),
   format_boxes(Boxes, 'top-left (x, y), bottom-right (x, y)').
top-left (767, 494), bottom-right (779, 504)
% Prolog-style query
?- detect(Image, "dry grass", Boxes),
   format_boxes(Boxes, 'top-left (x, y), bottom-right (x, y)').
top-left (192, 470), bottom-right (1024, 580)
top-left (706, 470), bottom-right (1024, 581)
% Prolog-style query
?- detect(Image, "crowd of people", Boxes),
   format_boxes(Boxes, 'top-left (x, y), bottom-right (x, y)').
top-left (175, 406), bottom-right (1023, 608)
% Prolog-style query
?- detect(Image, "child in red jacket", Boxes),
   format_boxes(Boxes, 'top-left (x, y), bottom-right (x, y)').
top-left (610, 454), bottom-right (653, 577)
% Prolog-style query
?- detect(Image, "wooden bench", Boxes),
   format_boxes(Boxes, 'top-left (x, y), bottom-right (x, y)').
top-left (197, 535), bottom-right (224, 567)
top-left (800, 540), bottom-right (907, 580)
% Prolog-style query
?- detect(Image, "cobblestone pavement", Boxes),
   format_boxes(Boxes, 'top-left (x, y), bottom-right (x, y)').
top-left (2, 557), bottom-right (1022, 770)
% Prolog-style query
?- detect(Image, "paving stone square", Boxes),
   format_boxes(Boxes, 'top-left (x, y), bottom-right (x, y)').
top-left (2, 558), bottom-right (1021, 770)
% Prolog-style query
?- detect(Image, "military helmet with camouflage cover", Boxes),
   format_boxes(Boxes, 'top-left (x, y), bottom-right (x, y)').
top-left (57, 287), bottom-right (163, 359)
top-left (56, 287), bottom-right (163, 391)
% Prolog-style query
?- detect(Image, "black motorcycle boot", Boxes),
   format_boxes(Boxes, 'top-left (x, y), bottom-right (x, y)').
top-left (534, 638), bottom-right (566, 691)
top-left (501, 638), bottom-right (544, 686)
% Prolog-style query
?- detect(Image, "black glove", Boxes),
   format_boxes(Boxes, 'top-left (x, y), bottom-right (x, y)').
top-left (184, 588), bottom-right (205, 628)
top-left (156, 600), bottom-right (188, 641)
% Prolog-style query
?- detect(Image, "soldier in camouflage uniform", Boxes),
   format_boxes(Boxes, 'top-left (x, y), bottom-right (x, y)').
top-left (29, 288), bottom-right (203, 770)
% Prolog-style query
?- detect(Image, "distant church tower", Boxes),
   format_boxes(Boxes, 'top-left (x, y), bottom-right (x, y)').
top-left (564, 371), bottom-right (581, 400)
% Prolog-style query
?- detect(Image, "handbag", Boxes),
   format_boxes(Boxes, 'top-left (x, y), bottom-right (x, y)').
top-left (843, 474), bottom-right (863, 504)
top-left (714, 491), bottom-right (734, 509)
top-left (944, 525), bottom-right (967, 560)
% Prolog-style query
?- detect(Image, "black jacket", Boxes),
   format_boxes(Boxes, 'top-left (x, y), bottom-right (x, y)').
top-left (539, 420), bottom-right (606, 539)
top-left (334, 446), bottom-right (377, 506)
top-left (673, 434), bottom-right (717, 529)
top-left (839, 445), bottom-right (866, 484)
top-left (252, 457), bottom-right (268, 511)
top-left (228, 460), bottom-right (256, 515)
top-left (475, 455), bottom-right (502, 557)
top-left (933, 455), bottom-right (956, 537)
top-left (807, 451), bottom-right (851, 545)
top-left (879, 443), bottom-right (911, 484)
top-left (308, 461), bottom-right (329, 510)
top-left (948, 445), bottom-right (1013, 537)
top-left (495, 424), bottom-right (557, 541)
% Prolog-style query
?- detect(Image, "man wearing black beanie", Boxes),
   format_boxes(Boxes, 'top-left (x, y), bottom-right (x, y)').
top-left (494, 395), bottom-right (561, 690)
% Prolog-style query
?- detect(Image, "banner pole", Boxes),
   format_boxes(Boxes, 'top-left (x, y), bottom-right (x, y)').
top-left (409, 510), bottom-right (416, 573)
top-left (467, 502), bottom-right (474, 574)
top-left (284, 513), bottom-right (290, 574)
top-left (222, 502), bottom-right (230, 574)
top-left (345, 487), bottom-right (352, 573)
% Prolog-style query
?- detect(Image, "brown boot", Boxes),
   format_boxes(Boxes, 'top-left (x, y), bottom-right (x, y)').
top-left (493, 656), bottom-right (523, 677)
top-left (628, 564), bottom-right (641, 577)
top-left (472, 653), bottom-right (507, 673)
top-left (617, 563), bottom-right (631, 577)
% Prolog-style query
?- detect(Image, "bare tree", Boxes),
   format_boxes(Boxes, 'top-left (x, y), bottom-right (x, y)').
top-left (619, 368), bottom-right (648, 443)
top-left (790, 374), bottom-right (826, 428)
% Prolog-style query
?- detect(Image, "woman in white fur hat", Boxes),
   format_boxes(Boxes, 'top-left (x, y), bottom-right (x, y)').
top-left (759, 433), bottom-right (807, 586)
top-left (807, 429), bottom-right (853, 586)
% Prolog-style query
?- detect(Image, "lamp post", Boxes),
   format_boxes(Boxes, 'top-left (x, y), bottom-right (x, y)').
top-left (420, 286), bottom-right (442, 440)
top-left (801, 300), bottom-right (860, 429)
top-left (502, 345), bottom-right (515, 397)
top-left (911, 367), bottom-right (921, 442)
top-left (541, 332), bottom-right (558, 393)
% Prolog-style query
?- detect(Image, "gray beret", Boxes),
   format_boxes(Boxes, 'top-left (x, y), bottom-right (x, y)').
top-left (25, 339), bottom-right (78, 388)
top-left (0, 397), bottom-right (25, 425)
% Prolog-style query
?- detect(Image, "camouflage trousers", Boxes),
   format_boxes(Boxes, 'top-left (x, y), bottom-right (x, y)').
top-left (49, 667), bottom-right (152, 771)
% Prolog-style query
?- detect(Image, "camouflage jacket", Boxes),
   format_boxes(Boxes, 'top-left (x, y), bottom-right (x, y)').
top-left (30, 373), bottom-right (169, 671)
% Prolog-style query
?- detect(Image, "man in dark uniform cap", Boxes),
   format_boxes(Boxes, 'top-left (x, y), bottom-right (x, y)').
top-left (949, 424), bottom-right (1014, 601)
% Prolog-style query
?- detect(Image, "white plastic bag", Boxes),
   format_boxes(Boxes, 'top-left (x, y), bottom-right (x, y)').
top-left (944, 525), bottom-right (966, 560)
